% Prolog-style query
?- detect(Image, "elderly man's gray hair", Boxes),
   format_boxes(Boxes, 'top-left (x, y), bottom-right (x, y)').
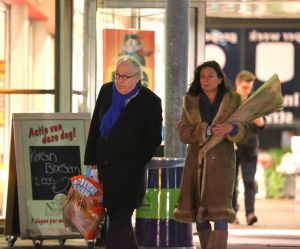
top-left (116, 56), bottom-right (142, 76)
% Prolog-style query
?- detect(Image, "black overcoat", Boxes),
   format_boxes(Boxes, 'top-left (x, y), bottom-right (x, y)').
top-left (84, 82), bottom-right (162, 209)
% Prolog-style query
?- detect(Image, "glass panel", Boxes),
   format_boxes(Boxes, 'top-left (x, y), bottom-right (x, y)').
top-left (0, 93), bottom-right (54, 219)
top-left (0, 1), bottom-right (56, 219)
top-left (0, 94), bottom-right (7, 220)
top-left (9, 94), bottom-right (55, 114)
top-left (140, 9), bottom-right (165, 98)
top-left (72, 0), bottom-right (84, 93)
top-left (6, 5), bottom-right (55, 90)
top-left (72, 0), bottom-right (86, 113)
top-left (72, 94), bottom-right (84, 113)
top-left (0, 5), bottom-right (5, 218)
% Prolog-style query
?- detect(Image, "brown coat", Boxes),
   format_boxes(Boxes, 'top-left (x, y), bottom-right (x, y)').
top-left (173, 90), bottom-right (248, 223)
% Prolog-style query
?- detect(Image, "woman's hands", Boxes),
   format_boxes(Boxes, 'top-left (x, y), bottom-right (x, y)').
top-left (211, 123), bottom-right (233, 137)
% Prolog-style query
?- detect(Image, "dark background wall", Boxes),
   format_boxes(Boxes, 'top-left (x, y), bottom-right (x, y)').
top-left (206, 18), bottom-right (300, 149)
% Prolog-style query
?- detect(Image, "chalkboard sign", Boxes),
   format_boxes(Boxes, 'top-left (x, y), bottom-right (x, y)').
top-left (29, 146), bottom-right (81, 200)
top-left (5, 113), bottom-right (90, 239)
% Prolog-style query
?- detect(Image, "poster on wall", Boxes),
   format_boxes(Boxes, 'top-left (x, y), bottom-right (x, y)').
top-left (5, 113), bottom-right (90, 239)
top-left (103, 29), bottom-right (155, 90)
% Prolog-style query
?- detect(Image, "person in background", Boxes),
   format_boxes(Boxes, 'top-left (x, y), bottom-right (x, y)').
top-left (173, 61), bottom-right (249, 249)
top-left (232, 70), bottom-right (265, 225)
top-left (84, 56), bottom-right (162, 249)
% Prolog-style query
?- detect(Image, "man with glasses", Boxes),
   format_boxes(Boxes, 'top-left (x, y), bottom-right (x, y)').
top-left (84, 56), bottom-right (162, 249)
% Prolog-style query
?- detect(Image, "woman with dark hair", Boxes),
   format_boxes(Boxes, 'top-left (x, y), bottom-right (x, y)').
top-left (173, 61), bottom-right (249, 249)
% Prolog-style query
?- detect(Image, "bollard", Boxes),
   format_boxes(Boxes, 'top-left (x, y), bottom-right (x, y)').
top-left (135, 158), bottom-right (195, 248)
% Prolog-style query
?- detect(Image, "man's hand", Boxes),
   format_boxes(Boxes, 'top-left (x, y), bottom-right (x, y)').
top-left (86, 165), bottom-right (97, 169)
top-left (252, 117), bottom-right (264, 127)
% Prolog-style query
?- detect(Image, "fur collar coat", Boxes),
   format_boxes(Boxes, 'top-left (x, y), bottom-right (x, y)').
top-left (173, 90), bottom-right (248, 223)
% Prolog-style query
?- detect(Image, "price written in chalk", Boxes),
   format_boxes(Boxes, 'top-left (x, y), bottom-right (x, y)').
top-left (29, 146), bottom-right (81, 200)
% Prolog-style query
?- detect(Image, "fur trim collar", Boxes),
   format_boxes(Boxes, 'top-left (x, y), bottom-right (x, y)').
top-left (183, 91), bottom-right (239, 125)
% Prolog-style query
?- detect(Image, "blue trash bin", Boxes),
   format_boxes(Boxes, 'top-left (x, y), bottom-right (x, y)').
top-left (135, 157), bottom-right (195, 248)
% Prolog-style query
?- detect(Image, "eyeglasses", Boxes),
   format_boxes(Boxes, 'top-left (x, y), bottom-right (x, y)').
top-left (114, 72), bottom-right (138, 81)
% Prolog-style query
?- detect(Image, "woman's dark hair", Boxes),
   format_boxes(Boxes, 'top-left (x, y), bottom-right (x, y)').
top-left (187, 60), bottom-right (230, 96)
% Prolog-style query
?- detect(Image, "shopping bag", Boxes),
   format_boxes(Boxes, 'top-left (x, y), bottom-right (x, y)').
top-left (63, 174), bottom-right (106, 240)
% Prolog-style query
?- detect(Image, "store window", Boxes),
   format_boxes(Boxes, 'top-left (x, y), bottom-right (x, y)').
top-left (0, 1), bottom-right (55, 219)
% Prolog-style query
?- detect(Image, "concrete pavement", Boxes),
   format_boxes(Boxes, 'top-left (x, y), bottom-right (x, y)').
top-left (0, 198), bottom-right (299, 249)
top-left (226, 197), bottom-right (300, 248)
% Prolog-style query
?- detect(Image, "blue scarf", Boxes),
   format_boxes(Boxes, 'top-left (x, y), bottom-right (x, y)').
top-left (100, 82), bottom-right (141, 139)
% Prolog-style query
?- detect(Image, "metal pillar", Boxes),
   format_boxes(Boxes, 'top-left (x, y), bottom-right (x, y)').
top-left (55, 0), bottom-right (72, 112)
top-left (83, 0), bottom-right (97, 112)
top-left (164, 0), bottom-right (189, 158)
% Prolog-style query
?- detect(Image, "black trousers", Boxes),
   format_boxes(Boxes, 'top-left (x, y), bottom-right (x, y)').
top-left (233, 147), bottom-right (258, 215)
top-left (105, 207), bottom-right (138, 249)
